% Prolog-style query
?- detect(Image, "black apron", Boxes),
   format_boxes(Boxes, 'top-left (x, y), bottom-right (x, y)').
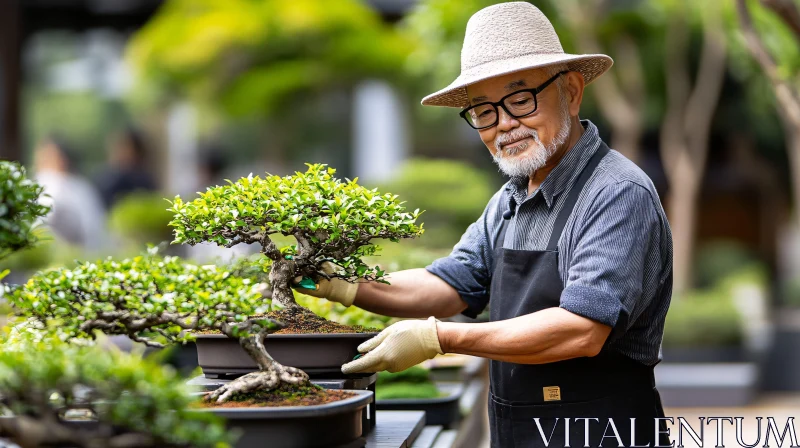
top-left (488, 142), bottom-right (670, 447)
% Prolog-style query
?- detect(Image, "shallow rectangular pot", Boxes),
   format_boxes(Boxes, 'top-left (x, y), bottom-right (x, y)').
top-left (198, 389), bottom-right (373, 448)
top-left (375, 382), bottom-right (464, 429)
top-left (195, 333), bottom-right (377, 376)
top-left (0, 390), bottom-right (373, 448)
top-left (187, 373), bottom-right (378, 434)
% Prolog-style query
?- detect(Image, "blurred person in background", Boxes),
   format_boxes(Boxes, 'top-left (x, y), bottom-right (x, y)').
top-left (187, 144), bottom-right (258, 263)
top-left (33, 136), bottom-right (107, 252)
top-left (95, 127), bottom-right (157, 209)
top-left (197, 144), bottom-right (228, 188)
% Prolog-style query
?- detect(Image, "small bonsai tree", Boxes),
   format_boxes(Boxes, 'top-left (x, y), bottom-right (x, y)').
top-left (0, 161), bottom-right (50, 261)
top-left (0, 334), bottom-right (230, 447)
top-left (10, 252), bottom-right (304, 402)
top-left (168, 163), bottom-right (423, 314)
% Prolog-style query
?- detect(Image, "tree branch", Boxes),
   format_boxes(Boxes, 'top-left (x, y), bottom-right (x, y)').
top-left (660, 13), bottom-right (692, 180)
top-left (737, 0), bottom-right (800, 126)
top-left (760, 0), bottom-right (800, 42)
top-left (684, 1), bottom-right (727, 171)
top-left (260, 235), bottom-right (281, 260)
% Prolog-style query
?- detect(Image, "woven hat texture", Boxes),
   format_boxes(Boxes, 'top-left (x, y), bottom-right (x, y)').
top-left (421, 2), bottom-right (613, 108)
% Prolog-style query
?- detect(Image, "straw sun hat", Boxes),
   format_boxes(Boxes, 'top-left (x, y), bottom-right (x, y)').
top-left (421, 2), bottom-right (613, 108)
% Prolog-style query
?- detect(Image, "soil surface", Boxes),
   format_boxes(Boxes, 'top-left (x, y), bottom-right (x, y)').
top-left (196, 383), bottom-right (356, 408)
top-left (267, 307), bottom-right (377, 334)
top-left (197, 306), bottom-right (379, 335)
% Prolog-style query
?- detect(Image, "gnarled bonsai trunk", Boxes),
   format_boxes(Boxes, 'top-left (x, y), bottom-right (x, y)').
top-left (269, 258), bottom-right (298, 308)
top-left (206, 326), bottom-right (309, 403)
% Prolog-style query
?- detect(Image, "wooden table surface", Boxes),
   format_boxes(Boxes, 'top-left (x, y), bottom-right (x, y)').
top-left (366, 411), bottom-right (426, 448)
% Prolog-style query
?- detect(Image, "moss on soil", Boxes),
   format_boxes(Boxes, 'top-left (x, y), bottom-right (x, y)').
top-left (376, 366), bottom-right (431, 385)
top-left (196, 383), bottom-right (356, 408)
top-left (375, 366), bottom-right (443, 400)
top-left (375, 382), bottom-right (443, 400)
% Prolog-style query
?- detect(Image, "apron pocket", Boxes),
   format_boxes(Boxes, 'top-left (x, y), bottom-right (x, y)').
top-left (501, 392), bottom-right (659, 448)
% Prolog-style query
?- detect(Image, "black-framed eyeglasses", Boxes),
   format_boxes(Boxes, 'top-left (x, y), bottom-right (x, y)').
top-left (459, 71), bottom-right (567, 130)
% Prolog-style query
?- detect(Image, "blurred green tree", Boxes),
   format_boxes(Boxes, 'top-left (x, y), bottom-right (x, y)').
top-left (128, 0), bottom-right (415, 119)
top-left (402, 0), bottom-right (496, 95)
top-left (733, 0), bottom-right (800, 224)
top-left (550, 0), bottom-right (652, 162)
top-left (652, 0), bottom-right (729, 295)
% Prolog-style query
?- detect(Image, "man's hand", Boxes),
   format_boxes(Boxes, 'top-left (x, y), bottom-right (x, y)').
top-left (341, 317), bottom-right (444, 374)
top-left (293, 261), bottom-right (359, 307)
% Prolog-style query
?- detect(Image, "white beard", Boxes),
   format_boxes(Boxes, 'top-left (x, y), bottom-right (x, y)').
top-left (492, 97), bottom-right (572, 179)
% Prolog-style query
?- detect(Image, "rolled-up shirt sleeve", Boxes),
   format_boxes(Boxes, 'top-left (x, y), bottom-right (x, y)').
top-left (426, 190), bottom-right (503, 318)
top-left (559, 181), bottom-right (662, 342)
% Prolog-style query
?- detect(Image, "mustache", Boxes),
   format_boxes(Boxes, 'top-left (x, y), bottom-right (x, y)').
top-left (494, 129), bottom-right (540, 152)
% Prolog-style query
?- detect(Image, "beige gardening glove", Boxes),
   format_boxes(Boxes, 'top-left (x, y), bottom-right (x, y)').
top-left (341, 317), bottom-right (444, 374)
top-left (293, 261), bottom-right (359, 307)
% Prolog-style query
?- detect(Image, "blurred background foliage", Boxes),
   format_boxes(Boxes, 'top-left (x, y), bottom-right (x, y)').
top-left (8, 0), bottom-right (800, 353)
top-left (108, 192), bottom-right (174, 247)
top-left (374, 158), bottom-right (498, 248)
top-left (128, 0), bottom-right (415, 119)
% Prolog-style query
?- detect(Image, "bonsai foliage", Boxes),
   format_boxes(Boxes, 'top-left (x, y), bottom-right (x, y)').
top-left (0, 161), bottom-right (50, 261)
top-left (0, 334), bottom-right (231, 448)
top-left (9, 251), bottom-right (307, 402)
top-left (227, 255), bottom-right (394, 330)
top-left (169, 163), bottom-right (423, 308)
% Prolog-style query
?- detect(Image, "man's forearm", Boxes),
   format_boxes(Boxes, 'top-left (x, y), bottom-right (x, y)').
top-left (436, 307), bottom-right (612, 364)
top-left (353, 269), bottom-right (468, 318)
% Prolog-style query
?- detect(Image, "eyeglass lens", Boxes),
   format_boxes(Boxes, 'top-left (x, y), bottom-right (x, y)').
top-left (464, 91), bottom-right (537, 128)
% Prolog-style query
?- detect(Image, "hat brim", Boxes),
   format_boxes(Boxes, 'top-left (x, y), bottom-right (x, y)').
top-left (421, 53), bottom-right (613, 108)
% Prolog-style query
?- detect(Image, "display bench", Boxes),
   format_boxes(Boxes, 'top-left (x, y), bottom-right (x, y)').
top-left (367, 411), bottom-right (426, 447)
top-left (387, 357), bottom-right (490, 448)
top-left (366, 370), bottom-right (487, 448)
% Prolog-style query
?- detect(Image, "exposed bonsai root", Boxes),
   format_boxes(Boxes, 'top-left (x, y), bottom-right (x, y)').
top-left (206, 364), bottom-right (309, 404)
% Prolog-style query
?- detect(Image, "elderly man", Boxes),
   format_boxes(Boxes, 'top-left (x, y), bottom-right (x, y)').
top-left (298, 2), bottom-right (673, 446)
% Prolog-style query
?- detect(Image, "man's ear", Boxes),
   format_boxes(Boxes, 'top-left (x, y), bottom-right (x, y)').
top-left (565, 71), bottom-right (585, 117)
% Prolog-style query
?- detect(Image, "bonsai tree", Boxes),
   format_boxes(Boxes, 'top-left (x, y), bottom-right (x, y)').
top-left (0, 334), bottom-right (230, 447)
top-left (168, 163), bottom-right (423, 315)
top-left (9, 252), bottom-right (303, 402)
top-left (0, 161), bottom-right (50, 261)
top-left (12, 164), bottom-right (423, 400)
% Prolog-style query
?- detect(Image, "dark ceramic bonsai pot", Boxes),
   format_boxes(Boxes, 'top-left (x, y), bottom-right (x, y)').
top-left (197, 389), bottom-right (373, 448)
top-left (1, 389), bottom-right (373, 448)
top-left (195, 333), bottom-right (377, 376)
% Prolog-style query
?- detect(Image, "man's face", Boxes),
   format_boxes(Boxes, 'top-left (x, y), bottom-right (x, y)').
top-left (466, 69), bottom-right (577, 178)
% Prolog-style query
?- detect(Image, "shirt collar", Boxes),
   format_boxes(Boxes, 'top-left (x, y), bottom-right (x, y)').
top-left (505, 119), bottom-right (601, 209)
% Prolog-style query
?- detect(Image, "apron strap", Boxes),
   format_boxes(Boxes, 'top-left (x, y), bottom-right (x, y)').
top-left (546, 142), bottom-right (610, 251)
top-left (493, 193), bottom-right (512, 251)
